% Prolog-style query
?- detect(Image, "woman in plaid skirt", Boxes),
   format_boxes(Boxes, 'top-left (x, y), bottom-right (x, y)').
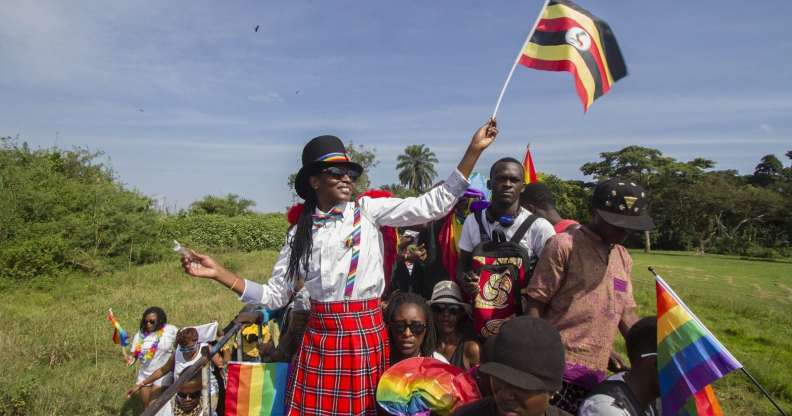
top-left (180, 119), bottom-right (498, 415)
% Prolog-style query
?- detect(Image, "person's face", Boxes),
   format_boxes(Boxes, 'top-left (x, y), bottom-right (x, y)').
top-left (389, 303), bottom-right (428, 358)
top-left (175, 380), bottom-right (202, 411)
top-left (310, 165), bottom-right (359, 205)
top-left (592, 212), bottom-right (629, 244)
top-left (143, 313), bottom-right (158, 332)
top-left (490, 376), bottom-right (550, 416)
top-left (178, 338), bottom-right (198, 360)
top-left (490, 163), bottom-right (524, 206)
top-left (432, 303), bottom-right (464, 335)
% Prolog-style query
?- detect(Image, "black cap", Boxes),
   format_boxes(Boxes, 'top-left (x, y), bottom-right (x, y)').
top-left (479, 317), bottom-right (565, 392)
top-left (592, 179), bottom-right (654, 231)
top-left (293, 135), bottom-right (363, 200)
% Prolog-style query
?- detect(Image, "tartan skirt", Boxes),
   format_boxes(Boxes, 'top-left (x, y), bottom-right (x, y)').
top-left (286, 298), bottom-right (389, 416)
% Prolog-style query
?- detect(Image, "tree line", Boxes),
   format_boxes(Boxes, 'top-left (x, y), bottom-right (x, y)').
top-left (2, 136), bottom-right (789, 283)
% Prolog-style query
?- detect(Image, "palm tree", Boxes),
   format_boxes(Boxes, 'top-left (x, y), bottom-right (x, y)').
top-left (396, 144), bottom-right (438, 192)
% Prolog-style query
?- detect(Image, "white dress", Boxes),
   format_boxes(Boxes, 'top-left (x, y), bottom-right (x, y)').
top-left (133, 324), bottom-right (178, 386)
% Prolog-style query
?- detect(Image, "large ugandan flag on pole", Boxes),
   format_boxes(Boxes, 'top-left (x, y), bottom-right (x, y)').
top-left (520, 0), bottom-right (627, 112)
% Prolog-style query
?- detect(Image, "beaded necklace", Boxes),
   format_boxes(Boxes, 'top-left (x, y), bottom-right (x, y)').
top-left (132, 326), bottom-right (165, 363)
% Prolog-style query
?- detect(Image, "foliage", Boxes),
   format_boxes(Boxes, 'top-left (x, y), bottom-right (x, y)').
top-left (380, 183), bottom-right (420, 199)
top-left (537, 173), bottom-right (591, 223)
top-left (188, 193), bottom-right (256, 216)
top-left (0, 137), bottom-right (169, 281)
top-left (286, 142), bottom-right (378, 199)
top-left (396, 144), bottom-right (438, 193)
top-left (163, 213), bottom-right (288, 252)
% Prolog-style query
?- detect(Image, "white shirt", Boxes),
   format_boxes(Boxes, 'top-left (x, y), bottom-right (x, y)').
top-left (458, 207), bottom-right (555, 259)
top-left (241, 169), bottom-right (469, 308)
top-left (578, 373), bottom-right (658, 416)
top-left (133, 324), bottom-right (178, 385)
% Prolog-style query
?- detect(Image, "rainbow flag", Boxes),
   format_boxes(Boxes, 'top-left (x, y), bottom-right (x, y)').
top-left (225, 361), bottom-right (289, 416)
top-left (656, 274), bottom-right (741, 416)
top-left (377, 357), bottom-right (480, 416)
top-left (107, 309), bottom-right (128, 347)
top-left (522, 145), bottom-right (539, 184)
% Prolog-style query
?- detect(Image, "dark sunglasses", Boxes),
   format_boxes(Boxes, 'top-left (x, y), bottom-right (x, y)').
top-left (432, 303), bottom-right (464, 315)
top-left (176, 391), bottom-right (201, 400)
top-left (389, 321), bottom-right (427, 335)
top-left (178, 345), bottom-right (197, 353)
top-left (145, 319), bottom-right (157, 325)
top-left (244, 334), bottom-right (259, 343)
top-left (321, 166), bottom-right (361, 181)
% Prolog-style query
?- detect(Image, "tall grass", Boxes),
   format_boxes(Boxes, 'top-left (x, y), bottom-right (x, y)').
top-left (1, 250), bottom-right (790, 415)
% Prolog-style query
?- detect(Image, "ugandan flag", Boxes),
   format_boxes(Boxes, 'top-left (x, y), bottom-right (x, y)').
top-left (520, 0), bottom-right (627, 112)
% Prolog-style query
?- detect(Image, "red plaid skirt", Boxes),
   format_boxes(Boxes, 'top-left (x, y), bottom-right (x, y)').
top-left (287, 298), bottom-right (389, 416)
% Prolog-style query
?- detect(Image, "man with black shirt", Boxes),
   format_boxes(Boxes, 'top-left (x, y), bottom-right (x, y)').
top-left (451, 316), bottom-right (571, 416)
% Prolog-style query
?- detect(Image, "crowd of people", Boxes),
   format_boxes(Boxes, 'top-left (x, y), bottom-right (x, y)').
top-left (123, 119), bottom-right (662, 416)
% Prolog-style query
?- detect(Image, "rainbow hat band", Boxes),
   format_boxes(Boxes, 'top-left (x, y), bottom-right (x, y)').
top-left (315, 152), bottom-right (351, 163)
top-left (376, 357), bottom-right (481, 416)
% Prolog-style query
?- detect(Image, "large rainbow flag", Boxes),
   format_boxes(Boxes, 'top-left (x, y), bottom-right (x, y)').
top-left (107, 308), bottom-right (128, 347)
top-left (656, 274), bottom-right (741, 415)
top-left (225, 361), bottom-right (290, 416)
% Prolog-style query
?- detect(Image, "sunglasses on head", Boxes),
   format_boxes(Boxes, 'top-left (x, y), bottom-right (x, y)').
top-left (431, 303), bottom-right (464, 315)
top-left (176, 391), bottom-right (201, 400)
top-left (389, 321), bottom-right (427, 335)
top-left (321, 166), bottom-right (361, 181)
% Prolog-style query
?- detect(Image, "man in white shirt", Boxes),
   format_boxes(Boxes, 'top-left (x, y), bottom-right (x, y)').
top-left (456, 158), bottom-right (555, 297)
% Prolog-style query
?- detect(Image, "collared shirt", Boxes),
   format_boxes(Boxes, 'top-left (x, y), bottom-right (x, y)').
top-left (457, 207), bottom-right (555, 258)
top-left (524, 226), bottom-right (637, 389)
top-left (241, 170), bottom-right (469, 308)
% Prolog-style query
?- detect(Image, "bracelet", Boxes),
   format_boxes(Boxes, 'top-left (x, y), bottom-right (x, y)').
top-left (230, 278), bottom-right (241, 291)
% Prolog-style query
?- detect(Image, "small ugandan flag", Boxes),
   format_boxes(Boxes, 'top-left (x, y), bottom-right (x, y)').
top-left (520, 0), bottom-right (627, 112)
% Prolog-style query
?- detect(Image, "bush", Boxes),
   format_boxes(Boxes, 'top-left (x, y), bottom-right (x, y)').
top-left (162, 213), bottom-right (288, 252)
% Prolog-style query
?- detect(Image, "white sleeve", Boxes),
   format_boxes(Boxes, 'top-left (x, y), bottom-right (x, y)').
top-left (360, 169), bottom-right (469, 227)
top-left (458, 214), bottom-right (479, 253)
top-left (578, 395), bottom-right (629, 416)
top-left (239, 236), bottom-right (294, 310)
top-left (530, 218), bottom-right (556, 258)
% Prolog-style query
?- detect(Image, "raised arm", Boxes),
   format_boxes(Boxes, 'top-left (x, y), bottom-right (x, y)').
top-left (362, 119), bottom-right (498, 228)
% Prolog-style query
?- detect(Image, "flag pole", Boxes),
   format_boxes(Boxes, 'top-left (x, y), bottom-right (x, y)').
top-left (492, 0), bottom-right (551, 119)
top-left (648, 267), bottom-right (789, 416)
top-left (740, 368), bottom-right (789, 416)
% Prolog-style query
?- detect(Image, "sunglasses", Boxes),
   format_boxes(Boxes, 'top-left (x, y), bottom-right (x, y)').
top-left (145, 319), bottom-right (157, 325)
top-left (178, 345), bottom-right (197, 353)
top-left (389, 321), bottom-right (427, 335)
top-left (431, 304), bottom-right (464, 315)
top-left (244, 334), bottom-right (259, 343)
top-left (176, 391), bottom-right (201, 400)
top-left (321, 166), bottom-right (361, 181)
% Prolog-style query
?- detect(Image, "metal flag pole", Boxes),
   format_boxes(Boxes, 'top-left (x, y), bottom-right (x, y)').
top-left (648, 267), bottom-right (789, 416)
top-left (492, 0), bottom-right (551, 119)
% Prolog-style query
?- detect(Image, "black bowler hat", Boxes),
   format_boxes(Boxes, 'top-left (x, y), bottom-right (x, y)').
top-left (592, 178), bottom-right (654, 231)
top-left (294, 135), bottom-right (363, 200)
top-left (479, 316), bottom-right (565, 392)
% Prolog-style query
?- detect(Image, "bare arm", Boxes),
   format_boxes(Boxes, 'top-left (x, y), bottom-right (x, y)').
top-left (463, 341), bottom-right (481, 370)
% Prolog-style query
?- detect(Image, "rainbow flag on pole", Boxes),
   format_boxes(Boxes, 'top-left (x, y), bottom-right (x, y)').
top-left (107, 309), bottom-right (128, 347)
top-left (522, 145), bottom-right (539, 184)
top-left (656, 274), bottom-right (741, 416)
top-left (225, 361), bottom-right (289, 416)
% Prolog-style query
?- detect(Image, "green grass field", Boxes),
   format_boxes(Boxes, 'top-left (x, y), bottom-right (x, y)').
top-left (1, 250), bottom-right (790, 415)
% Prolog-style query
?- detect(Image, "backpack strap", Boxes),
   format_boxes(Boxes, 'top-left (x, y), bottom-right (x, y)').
top-left (509, 214), bottom-right (539, 244)
top-left (473, 210), bottom-right (490, 242)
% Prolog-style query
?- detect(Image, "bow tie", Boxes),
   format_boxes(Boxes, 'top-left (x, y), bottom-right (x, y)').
top-left (313, 207), bottom-right (344, 227)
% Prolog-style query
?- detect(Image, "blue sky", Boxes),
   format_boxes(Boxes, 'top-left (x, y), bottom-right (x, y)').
top-left (2, 1), bottom-right (790, 212)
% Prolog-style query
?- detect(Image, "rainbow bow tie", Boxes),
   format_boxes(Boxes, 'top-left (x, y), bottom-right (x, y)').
top-left (313, 207), bottom-right (344, 227)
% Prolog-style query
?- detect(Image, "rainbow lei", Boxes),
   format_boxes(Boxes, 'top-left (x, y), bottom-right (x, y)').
top-left (132, 327), bottom-right (165, 363)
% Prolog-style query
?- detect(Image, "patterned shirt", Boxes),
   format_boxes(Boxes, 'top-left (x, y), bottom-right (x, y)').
top-left (241, 170), bottom-right (469, 307)
top-left (525, 226), bottom-right (637, 389)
